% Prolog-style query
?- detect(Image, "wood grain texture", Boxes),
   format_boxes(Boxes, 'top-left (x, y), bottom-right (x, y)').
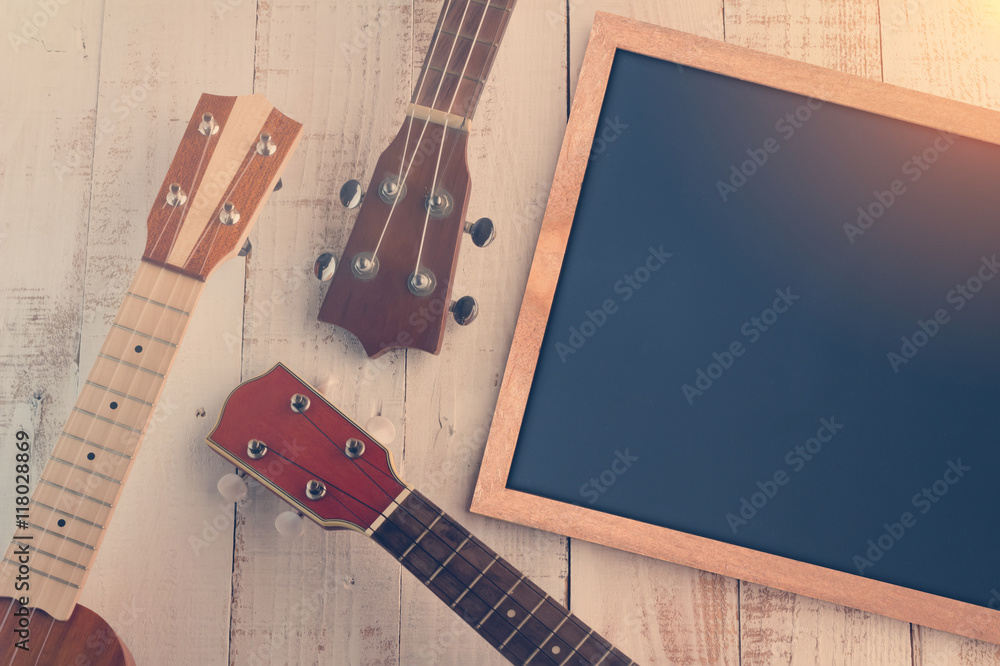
top-left (4, 0), bottom-right (1000, 663)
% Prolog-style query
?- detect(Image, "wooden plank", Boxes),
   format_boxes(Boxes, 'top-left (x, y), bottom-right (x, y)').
top-left (0, 0), bottom-right (105, 549)
top-left (566, 4), bottom-right (740, 665)
top-left (396, 1), bottom-right (569, 663)
top-left (68, 0), bottom-right (261, 662)
top-left (879, 1), bottom-right (1000, 662)
top-left (229, 1), bottom-right (413, 663)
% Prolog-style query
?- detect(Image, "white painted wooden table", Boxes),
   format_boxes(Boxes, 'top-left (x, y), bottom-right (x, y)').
top-left (1, 0), bottom-right (999, 664)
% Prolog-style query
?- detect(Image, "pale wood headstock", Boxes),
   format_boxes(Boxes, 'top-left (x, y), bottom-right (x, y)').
top-left (143, 93), bottom-right (303, 280)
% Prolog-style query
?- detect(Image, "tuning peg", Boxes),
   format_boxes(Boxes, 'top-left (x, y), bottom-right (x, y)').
top-left (365, 415), bottom-right (396, 444)
top-left (317, 375), bottom-right (339, 400)
top-left (273, 178), bottom-right (283, 192)
top-left (314, 252), bottom-right (337, 281)
top-left (340, 179), bottom-right (365, 209)
top-left (217, 473), bottom-right (248, 503)
top-left (464, 217), bottom-right (495, 248)
top-left (275, 511), bottom-right (304, 537)
top-left (450, 296), bottom-right (479, 326)
top-left (238, 239), bottom-right (252, 257)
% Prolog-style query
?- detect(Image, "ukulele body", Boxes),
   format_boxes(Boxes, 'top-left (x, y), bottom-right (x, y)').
top-left (0, 598), bottom-right (135, 665)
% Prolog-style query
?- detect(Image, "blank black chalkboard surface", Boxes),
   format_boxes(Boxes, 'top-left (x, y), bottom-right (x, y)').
top-left (472, 12), bottom-right (1000, 645)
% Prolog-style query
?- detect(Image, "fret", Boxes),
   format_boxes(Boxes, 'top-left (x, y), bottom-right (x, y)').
top-left (85, 380), bottom-right (154, 406)
top-left (34, 479), bottom-right (114, 527)
top-left (27, 545), bottom-right (87, 571)
top-left (48, 455), bottom-right (123, 485)
top-left (372, 489), bottom-right (633, 666)
top-left (86, 354), bottom-right (164, 406)
top-left (413, 0), bottom-right (517, 120)
top-left (23, 525), bottom-right (96, 565)
top-left (14, 547), bottom-right (89, 587)
top-left (26, 522), bottom-right (95, 551)
top-left (124, 290), bottom-right (192, 315)
top-left (130, 259), bottom-right (202, 305)
top-left (60, 432), bottom-right (133, 460)
top-left (111, 322), bottom-right (178, 348)
top-left (40, 460), bottom-right (120, 506)
top-left (22, 504), bottom-right (102, 548)
top-left (1, 559), bottom-right (80, 589)
top-left (72, 406), bottom-right (142, 434)
top-left (76, 385), bottom-right (152, 431)
top-left (117, 293), bottom-right (190, 342)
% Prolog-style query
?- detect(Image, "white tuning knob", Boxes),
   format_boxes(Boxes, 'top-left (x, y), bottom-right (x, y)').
top-left (317, 375), bottom-right (339, 400)
top-left (275, 511), bottom-right (304, 537)
top-left (365, 415), bottom-right (396, 443)
top-left (217, 473), bottom-right (248, 503)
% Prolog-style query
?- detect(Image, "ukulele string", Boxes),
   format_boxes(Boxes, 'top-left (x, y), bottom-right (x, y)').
top-left (22, 263), bottom-right (190, 665)
top-left (371, 0), bottom-right (468, 262)
top-left (8, 119), bottom-right (217, 657)
top-left (293, 411), bottom-right (598, 662)
top-left (411, 0), bottom-right (492, 277)
top-left (192, 150), bottom-right (258, 276)
top-left (151, 127), bottom-right (214, 259)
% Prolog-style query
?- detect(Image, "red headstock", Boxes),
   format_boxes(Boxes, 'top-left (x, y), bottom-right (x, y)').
top-left (317, 110), bottom-right (492, 357)
top-left (144, 93), bottom-right (303, 280)
top-left (206, 363), bottom-right (407, 533)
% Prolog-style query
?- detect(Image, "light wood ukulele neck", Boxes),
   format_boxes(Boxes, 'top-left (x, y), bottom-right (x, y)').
top-left (0, 92), bottom-right (302, 625)
top-left (0, 262), bottom-right (203, 619)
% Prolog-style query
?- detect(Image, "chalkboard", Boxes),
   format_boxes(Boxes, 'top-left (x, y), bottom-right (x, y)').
top-left (472, 13), bottom-right (1000, 645)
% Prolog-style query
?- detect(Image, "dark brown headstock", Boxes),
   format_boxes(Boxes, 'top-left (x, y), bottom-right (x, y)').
top-left (317, 112), bottom-right (492, 358)
top-left (144, 93), bottom-right (303, 280)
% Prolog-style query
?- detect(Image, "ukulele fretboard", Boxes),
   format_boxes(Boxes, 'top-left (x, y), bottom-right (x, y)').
top-left (372, 489), bottom-right (635, 666)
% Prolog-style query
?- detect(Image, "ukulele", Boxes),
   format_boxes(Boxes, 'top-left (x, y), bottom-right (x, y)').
top-left (316, 0), bottom-right (515, 357)
top-left (206, 363), bottom-right (637, 665)
top-left (0, 93), bottom-right (302, 665)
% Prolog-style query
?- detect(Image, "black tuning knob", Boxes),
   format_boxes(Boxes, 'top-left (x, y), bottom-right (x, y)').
top-left (273, 178), bottom-right (283, 192)
top-left (450, 296), bottom-right (479, 326)
top-left (340, 179), bottom-right (365, 209)
top-left (465, 217), bottom-right (495, 248)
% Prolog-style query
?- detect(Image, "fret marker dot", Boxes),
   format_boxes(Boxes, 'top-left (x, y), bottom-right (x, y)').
top-left (506, 609), bottom-right (516, 618)
top-left (110, 401), bottom-right (118, 410)
top-left (87, 452), bottom-right (95, 461)
top-left (552, 646), bottom-right (561, 655)
top-left (57, 519), bottom-right (66, 527)
top-left (134, 345), bottom-right (143, 353)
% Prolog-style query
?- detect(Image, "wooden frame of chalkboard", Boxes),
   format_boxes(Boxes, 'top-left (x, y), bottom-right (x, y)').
top-left (471, 11), bottom-right (1000, 645)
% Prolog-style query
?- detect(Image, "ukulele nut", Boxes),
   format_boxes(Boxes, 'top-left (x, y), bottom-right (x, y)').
top-left (305, 479), bottom-right (326, 501)
top-left (351, 252), bottom-right (379, 281)
top-left (408, 268), bottom-right (437, 297)
top-left (219, 202), bottom-right (240, 225)
top-left (165, 183), bottom-right (188, 207)
top-left (377, 175), bottom-right (406, 204)
top-left (247, 439), bottom-right (268, 460)
top-left (256, 132), bottom-right (277, 156)
top-left (290, 393), bottom-right (311, 413)
top-left (345, 438), bottom-right (365, 459)
top-left (198, 112), bottom-right (219, 136)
